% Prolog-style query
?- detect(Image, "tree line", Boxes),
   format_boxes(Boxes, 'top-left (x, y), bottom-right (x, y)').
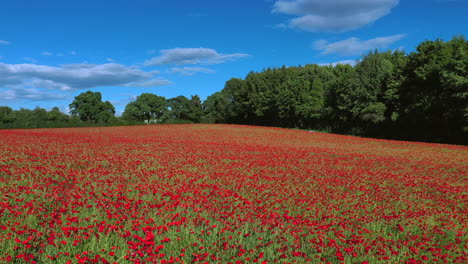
top-left (0, 36), bottom-right (466, 144)
top-left (204, 36), bottom-right (467, 144)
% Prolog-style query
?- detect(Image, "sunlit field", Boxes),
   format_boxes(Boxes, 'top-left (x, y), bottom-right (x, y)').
top-left (0, 124), bottom-right (466, 263)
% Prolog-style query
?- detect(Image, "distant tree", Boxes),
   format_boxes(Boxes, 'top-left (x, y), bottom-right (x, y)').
top-left (0, 106), bottom-right (13, 125)
top-left (295, 76), bottom-right (325, 127)
top-left (32, 107), bottom-right (48, 123)
top-left (326, 64), bottom-right (362, 132)
top-left (188, 95), bottom-right (204, 123)
top-left (47, 107), bottom-right (69, 122)
top-left (166, 95), bottom-right (203, 123)
top-left (69, 91), bottom-right (115, 123)
top-left (221, 78), bottom-right (250, 123)
top-left (167, 96), bottom-right (191, 121)
top-left (96, 101), bottom-right (116, 123)
top-left (10, 108), bottom-right (35, 128)
top-left (399, 36), bottom-right (467, 142)
top-left (122, 101), bottom-right (143, 122)
top-left (203, 91), bottom-right (230, 123)
top-left (122, 93), bottom-right (167, 123)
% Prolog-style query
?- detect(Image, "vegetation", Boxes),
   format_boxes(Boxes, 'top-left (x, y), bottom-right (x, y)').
top-left (122, 93), bottom-right (167, 123)
top-left (1, 36), bottom-right (466, 144)
top-left (69, 91), bottom-right (116, 123)
top-left (1, 125), bottom-right (466, 263)
top-left (205, 36), bottom-right (467, 144)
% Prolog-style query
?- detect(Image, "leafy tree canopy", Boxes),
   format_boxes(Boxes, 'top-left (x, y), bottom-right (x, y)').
top-left (69, 91), bottom-right (115, 123)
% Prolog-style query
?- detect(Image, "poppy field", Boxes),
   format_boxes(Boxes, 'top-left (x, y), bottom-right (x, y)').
top-left (0, 124), bottom-right (467, 264)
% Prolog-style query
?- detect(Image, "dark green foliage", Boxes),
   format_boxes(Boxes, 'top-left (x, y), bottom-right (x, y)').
top-left (122, 93), bottom-right (167, 123)
top-left (399, 36), bottom-right (467, 143)
top-left (166, 95), bottom-right (203, 123)
top-left (202, 91), bottom-right (231, 123)
top-left (0, 106), bottom-right (70, 129)
top-left (47, 107), bottom-right (69, 122)
top-left (0, 106), bottom-right (14, 124)
top-left (204, 36), bottom-right (466, 144)
top-left (167, 95), bottom-right (192, 121)
top-left (69, 91), bottom-right (115, 123)
top-left (188, 95), bottom-right (204, 123)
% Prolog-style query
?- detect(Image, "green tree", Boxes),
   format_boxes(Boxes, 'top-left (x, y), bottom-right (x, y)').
top-left (11, 108), bottom-right (35, 128)
top-left (167, 96), bottom-right (191, 121)
top-left (47, 107), bottom-right (69, 122)
top-left (222, 78), bottom-right (251, 123)
top-left (203, 91), bottom-right (230, 123)
top-left (187, 95), bottom-right (204, 123)
top-left (96, 101), bottom-right (116, 123)
top-left (122, 93), bottom-right (167, 123)
top-left (399, 36), bottom-right (467, 142)
top-left (69, 91), bottom-right (115, 123)
top-left (0, 106), bottom-right (14, 126)
top-left (32, 107), bottom-right (48, 123)
top-left (326, 64), bottom-right (362, 132)
top-left (122, 101), bottom-right (142, 122)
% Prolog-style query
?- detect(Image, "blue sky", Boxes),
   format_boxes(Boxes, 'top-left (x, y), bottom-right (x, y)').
top-left (0, 0), bottom-right (466, 115)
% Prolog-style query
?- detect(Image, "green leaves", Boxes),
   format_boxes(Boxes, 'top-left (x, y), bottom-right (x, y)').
top-left (69, 91), bottom-right (115, 123)
top-left (122, 93), bottom-right (167, 123)
top-left (399, 35), bottom-right (467, 142)
top-left (360, 103), bottom-right (387, 124)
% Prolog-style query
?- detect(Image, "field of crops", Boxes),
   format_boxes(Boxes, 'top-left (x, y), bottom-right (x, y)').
top-left (0, 124), bottom-right (466, 263)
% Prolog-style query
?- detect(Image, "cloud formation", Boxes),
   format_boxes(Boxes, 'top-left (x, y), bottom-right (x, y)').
top-left (168, 67), bottom-right (215, 76)
top-left (313, 34), bottom-right (406, 56)
top-left (144, 48), bottom-right (249, 66)
top-left (273, 0), bottom-right (399, 32)
top-left (0, 40), bottom-right (10, 45)
top-left (0, 62), bottom-right (171, 101)
top-left (0, 87), bottom-right (69, 101)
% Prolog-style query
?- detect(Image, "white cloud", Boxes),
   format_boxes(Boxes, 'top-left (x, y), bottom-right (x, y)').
top-left (70, 51), bottom-right (77, 55)
top-left (0, 40), bottom-right (10, 45)
top-left (144, 48), bottom-right (249, 66)
top-left (0, 62), bottom-right (171, 101)
top-left (273, 0), bottom-right (399, 32)
top-left (0, 89), bottom-right (16, 100)
top-left (318, 60), bottom-right (358, 67)
top-left (41, 51), bottom-right (53, 56)
top-left (168, 67), bottom-right (215, 76)
top-left (313, 34), bottom-right (406, 56)
top-left (0, 87), bottom-right (69, 101)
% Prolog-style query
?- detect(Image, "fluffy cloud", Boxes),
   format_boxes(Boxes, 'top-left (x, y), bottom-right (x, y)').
top-left (0, 62), bottom-right (171, 101)
top-left (273, 0), bottom-right (399, 32)
top-left (0, 40), bottom-right (10, 45)
top-left (168, 67), bottom-right (215, 76)
top-left (144, 48), bottom-right (249, 66)
top-left (313, 34), bottom-right (406, 56)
